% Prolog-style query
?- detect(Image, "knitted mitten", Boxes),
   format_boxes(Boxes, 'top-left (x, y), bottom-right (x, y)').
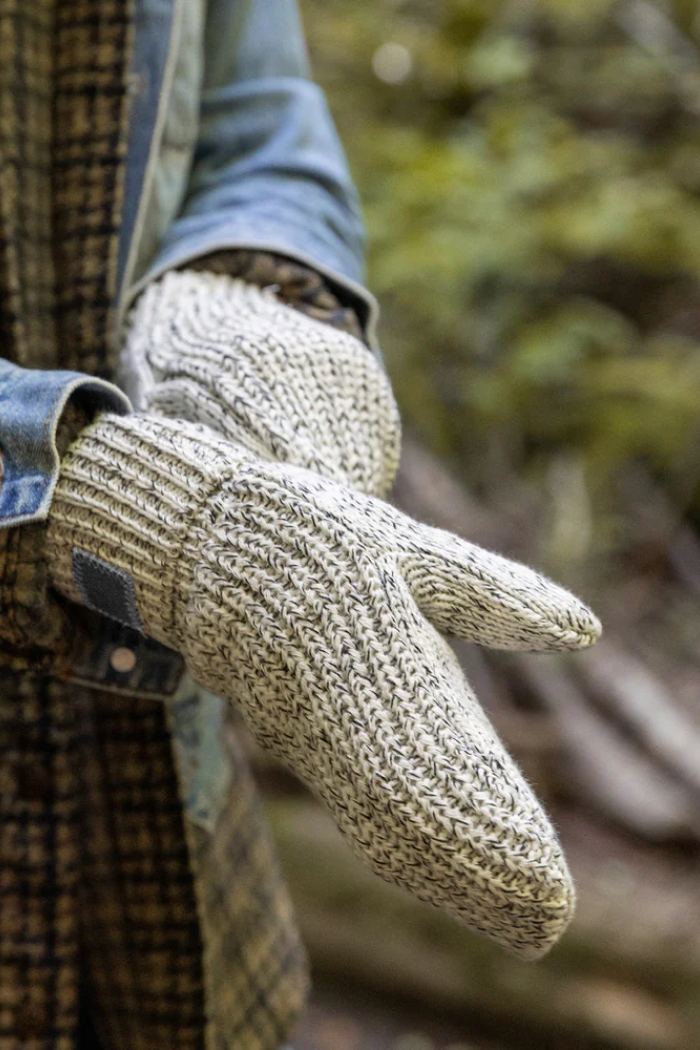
top-left (46, 411), bottom-right (601, 959)
top-left (121, 270), bottom-right (400, 497)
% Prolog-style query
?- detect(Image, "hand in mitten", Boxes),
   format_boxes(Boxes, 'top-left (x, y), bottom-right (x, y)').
top-left (47, 412), bottom-right (601, 959)
top-left (122, 270), bottom-right (400, 497)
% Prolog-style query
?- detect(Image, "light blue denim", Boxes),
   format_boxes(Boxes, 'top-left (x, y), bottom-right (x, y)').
top-left (0, 0), bottom-right (372, 529)
top-left (0, 362), bottom-right (130, 526)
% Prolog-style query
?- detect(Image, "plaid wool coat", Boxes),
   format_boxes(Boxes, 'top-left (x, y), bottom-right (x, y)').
top-left (0, 3), bottom-right (312, 1048)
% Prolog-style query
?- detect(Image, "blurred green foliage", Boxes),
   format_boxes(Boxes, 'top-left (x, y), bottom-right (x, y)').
top-left (304, 0), bottom-right (700, 563)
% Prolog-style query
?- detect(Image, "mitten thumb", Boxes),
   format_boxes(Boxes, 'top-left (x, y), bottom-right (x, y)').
top-left (395, 521), bottom-right (601, 652)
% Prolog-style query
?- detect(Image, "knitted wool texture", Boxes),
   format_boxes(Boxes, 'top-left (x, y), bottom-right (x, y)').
top-left (46, 412), bottom-right (601, 959)
top-left (121, 270), bottom-right (401, 497)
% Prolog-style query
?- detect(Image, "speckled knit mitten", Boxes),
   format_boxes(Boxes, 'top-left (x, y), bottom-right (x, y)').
top-left (121, 270), bottom-right (400, 497)
top-left (46, 412), bottom-right (601, 959)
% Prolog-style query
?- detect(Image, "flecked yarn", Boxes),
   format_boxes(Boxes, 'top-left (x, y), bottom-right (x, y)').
top-left (47, 412), bottom-right (601, 959)
top-left (121, 270), bottom-right (401, 497)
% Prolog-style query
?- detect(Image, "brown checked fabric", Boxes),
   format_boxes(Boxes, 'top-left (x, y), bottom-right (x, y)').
top-left (0, 0), bottom-right (133, 374)
top-left (52, 0), bottom-right (135, 378)
top-left (0, 671), bottom-right (81, 1050)
top-left (180, 716), bottom-right (308, 1050)
top-left (0, 0), bottom-right (56, 371)
top-left (0, 0), bottom-right (135, 652)
top-left (0, 3), bottom-right (309, 1049)
top-left (73, 678), bottom-right (206, 1050)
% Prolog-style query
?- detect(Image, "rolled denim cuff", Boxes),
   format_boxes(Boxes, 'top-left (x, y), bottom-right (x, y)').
top-left (0, 361), bottom-right (131, 528)
top-left (127, 223), bottom-right (381, 353)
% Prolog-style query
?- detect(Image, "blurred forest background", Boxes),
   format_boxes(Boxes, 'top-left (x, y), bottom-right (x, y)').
top-left (260, 2), bottom-right (700, 1048)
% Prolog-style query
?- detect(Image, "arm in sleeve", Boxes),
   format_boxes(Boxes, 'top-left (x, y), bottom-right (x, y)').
top-left (139, 0), bottom-right (379, 339)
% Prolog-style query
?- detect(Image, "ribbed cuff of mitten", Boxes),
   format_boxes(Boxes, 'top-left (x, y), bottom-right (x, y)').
top-left (46, 412), bottom-right (244, 647)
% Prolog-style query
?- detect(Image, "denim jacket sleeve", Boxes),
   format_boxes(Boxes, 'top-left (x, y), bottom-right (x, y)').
top-left (0, 362), bottom-right (131, 528)
top-left (137, 0), bottom-right (379, 340)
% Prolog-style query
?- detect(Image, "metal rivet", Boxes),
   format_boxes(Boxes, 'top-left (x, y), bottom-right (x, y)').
top-left (110, 646), bottom-right (136, 674)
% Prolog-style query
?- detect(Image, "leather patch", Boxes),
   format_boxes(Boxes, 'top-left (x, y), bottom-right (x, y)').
top-left (72, 548), bottom-right (144, 632)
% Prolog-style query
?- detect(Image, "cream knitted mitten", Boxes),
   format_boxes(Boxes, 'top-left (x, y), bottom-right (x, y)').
top-left (46, 412), bottom-right (601, 959)
top-left (121, 270), bottom-right (400, 498)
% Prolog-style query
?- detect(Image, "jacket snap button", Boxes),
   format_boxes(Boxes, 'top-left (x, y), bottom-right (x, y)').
top-left (110, 646), bottom-right (136, 673)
